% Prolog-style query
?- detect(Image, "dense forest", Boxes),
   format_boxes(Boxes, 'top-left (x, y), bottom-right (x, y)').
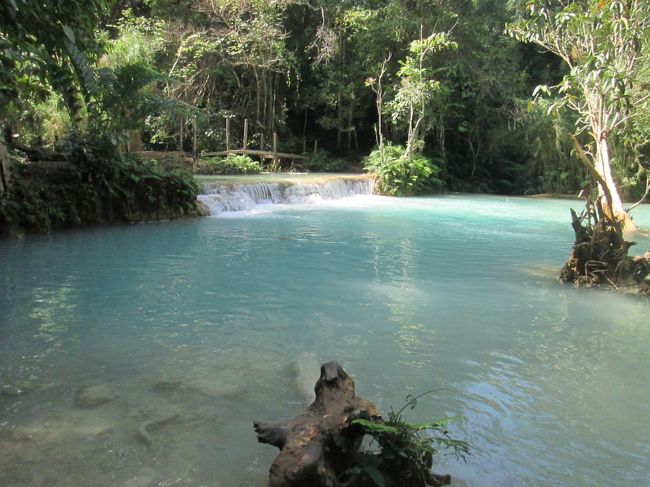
top-left (1, 0), bottom-right (649, 233)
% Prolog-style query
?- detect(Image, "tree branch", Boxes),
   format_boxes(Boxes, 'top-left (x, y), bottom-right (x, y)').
top-left (626, 176), bottom-right (650, 213)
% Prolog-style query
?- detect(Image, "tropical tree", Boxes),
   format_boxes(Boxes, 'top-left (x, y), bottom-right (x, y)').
top-left (1, 0), bottom-right (111, 123)
top-left (507, 0), bottom-right (650, 228)
top-left (387, 29), bottom-right (456, 160)
top-left (158, 0), bottom-right (297, 150)
top-left (1, 0), bottom-right (111, 193)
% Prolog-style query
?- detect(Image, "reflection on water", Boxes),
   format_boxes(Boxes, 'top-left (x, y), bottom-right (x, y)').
top-left (1, 195), bottom-right (650, 486)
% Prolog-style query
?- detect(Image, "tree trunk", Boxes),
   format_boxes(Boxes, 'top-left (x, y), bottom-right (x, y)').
top-left (243, 118), bottom-right (249, 155)
top-left (255, 68), bottom-right (261, 129)
top-left (0, 138), bottom-right (9, 196)
top-left (595, 135), bottom-right (636, 230)
top-left (303, 107), bottom-right (308, 149)
top-left (405, 105), bottom-right (416, 160)
top-left (271, 75), bottom-right (277, 135)
top-left (225, 118), bottom-right (231, 152)
top-left (571, 133), bottom-right (636, 231)
top-left (179, 116), bottom-right (184, 153)
top-left (192, 117), bottom-right (198, 172)
top-left (347, 106), bottom-right (353, 154)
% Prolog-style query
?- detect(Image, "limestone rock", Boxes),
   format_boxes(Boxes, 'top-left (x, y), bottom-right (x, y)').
top-left (197, 199), bottom-right (211, 216)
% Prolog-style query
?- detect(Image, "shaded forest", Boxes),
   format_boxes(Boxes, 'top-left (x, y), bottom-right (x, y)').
top-left (1, 0), bottom-right (649, 199)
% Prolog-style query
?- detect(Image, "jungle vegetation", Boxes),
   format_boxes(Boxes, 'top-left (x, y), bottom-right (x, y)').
top-left (1, 0), bottom-right (649, 231)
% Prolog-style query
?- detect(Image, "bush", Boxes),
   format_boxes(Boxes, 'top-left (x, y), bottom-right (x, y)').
top-left (363, 144), bottom-right (443, 196)
top-left (0, 135), bottom-right (198, 235)
top-left (197, 154), bottom-right (261, 175)
top-left (346, 391), bottom-right (469, 487)
top-left (308, 149), bottom-right (347, 172)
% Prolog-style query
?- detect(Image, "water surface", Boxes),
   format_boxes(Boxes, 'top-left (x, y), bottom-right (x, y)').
top-left (1, 195), bottom-right (649, 486)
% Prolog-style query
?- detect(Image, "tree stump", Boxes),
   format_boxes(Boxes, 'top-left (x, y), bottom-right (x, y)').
top-left (254, 362), bottom-right (457, 487)
top-left (254, 361), bottom-right (382, 486)
top-left (560, 198), bottom-right (649, 289)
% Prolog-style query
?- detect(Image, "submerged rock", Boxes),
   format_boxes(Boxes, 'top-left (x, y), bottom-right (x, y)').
top-left (151, 379), bottom-right (182, 393)
top-left (73, 385), bottom-right (116, 408)
top-left (0, 383), bottom-right (30, 397)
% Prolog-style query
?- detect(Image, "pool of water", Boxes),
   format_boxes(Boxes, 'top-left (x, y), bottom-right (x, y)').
top-left (1, 195), bottom-right (649, 487)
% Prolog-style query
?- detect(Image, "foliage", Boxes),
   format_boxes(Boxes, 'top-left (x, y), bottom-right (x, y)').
top-left (94, 62), bottom-right (169, 135)
top-left (5, 0), bottom-right (644, 201)
top-left (197, 154), bottom-right (261, 175)
top-left (308, 149), bottom-right (347, 173)
top-left (507, 0), bottom-right (650, 221)
top-left (0, 136), bottom-right (197, 235)
top-left (343, 390), bottom-right (469, 487)
top-left (1, 0), bottom-right (111, 123)
top-left (92, 11), bottom-right (172, 136)
top-left (364, 144), bottom-right (441, 196)
top-left (387, 31), bottom-right (457, 159)
top-left (521, 98), bottom-right (588, 194)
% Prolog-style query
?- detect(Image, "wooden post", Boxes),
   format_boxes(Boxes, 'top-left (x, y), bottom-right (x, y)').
top-left (243, 118), bottom-right (248, 155)
top-left (192, 117), bottom-right (198, 172)
top-left (225, 117), bottom-right (230, 152)
top-left (260, 132), bottom-right (265, 152)
top-left (313, 139), bottom-right (318, 155)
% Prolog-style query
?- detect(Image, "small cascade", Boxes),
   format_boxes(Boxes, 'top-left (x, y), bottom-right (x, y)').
top-left (198, 176), bottom-right (375, 216)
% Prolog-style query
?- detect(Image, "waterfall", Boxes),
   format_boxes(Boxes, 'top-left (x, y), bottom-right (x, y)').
top-left (198, 176), bottom-right (375, 216)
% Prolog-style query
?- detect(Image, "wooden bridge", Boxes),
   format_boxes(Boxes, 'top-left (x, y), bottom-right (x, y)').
top-left (135, 118), bottom-right (310, 170)
top-left (203, 119), bottom-right (309, 164)
top-left (202, 149), bottom-right (307, 161)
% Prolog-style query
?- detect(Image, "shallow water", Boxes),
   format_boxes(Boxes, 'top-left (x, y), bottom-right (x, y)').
top-left (1, 195), bottom-right (650, 487)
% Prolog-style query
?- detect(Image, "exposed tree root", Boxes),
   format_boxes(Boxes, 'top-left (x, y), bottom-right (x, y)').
top-left (560, 197), bottom-right (649, 292)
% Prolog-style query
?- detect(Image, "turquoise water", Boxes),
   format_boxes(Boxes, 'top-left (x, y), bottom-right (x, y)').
top-left (1, 194), bottom-right (650, 486)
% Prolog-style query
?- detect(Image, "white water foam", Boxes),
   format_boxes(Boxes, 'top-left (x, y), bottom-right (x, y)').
top-left (198, 177), bottom-right (375, 216)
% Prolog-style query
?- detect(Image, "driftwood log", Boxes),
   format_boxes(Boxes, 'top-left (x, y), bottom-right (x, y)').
top-left (254, 361), bottom-right (453, 487)
top-left (560, 197), bottom-right (649, 290)
top-left (254, 361), bottom-right (381, 486)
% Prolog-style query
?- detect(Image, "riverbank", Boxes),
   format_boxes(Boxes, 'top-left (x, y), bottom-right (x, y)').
top-left (0, 145), bottom-right (199, 238)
